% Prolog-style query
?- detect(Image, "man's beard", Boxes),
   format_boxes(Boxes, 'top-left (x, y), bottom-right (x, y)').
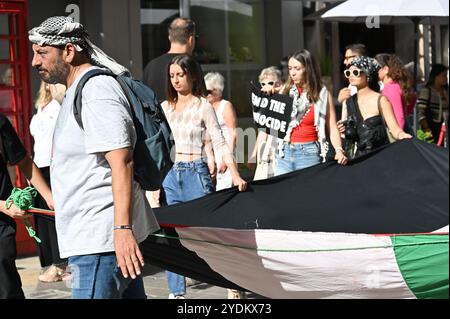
top-left (38, 61), bottom-right (69, 85)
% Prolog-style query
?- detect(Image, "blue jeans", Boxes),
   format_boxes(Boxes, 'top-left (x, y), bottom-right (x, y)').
top-left (162, 159), bottom-right (215, 296)
top-left (275, 141), bottom-right (321, 176)
top-left (68, 252), bottom-right (146, 299)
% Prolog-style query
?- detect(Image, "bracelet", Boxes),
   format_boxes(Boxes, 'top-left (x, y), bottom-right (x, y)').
top-left (113, 225), bottom-right (132, 230)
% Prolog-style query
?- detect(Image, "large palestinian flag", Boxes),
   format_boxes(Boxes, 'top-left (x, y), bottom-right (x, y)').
top-left (141, 139), bottom-right (449, 299)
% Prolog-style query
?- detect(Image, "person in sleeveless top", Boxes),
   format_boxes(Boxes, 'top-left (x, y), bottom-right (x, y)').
top-left (204, 72), bottom-right (237, 191)
top-left (248, 66), bottom-right (283, 180)
top-left (30, 81), bottom-right (70, 283)
top-left (375, 53), bottom-right (413, 131)
top-left (205, 72), bottom-right (247, 299)
top-left (265, 50), bottom-right (347, 175)
top-left (161, 54), bottom-right (247, 299)
top-left (338, 56), bottom-right (412, 158)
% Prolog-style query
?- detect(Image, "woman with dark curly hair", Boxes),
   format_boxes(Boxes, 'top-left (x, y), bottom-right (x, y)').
top-left (375, 53), bottom-right (412, 130)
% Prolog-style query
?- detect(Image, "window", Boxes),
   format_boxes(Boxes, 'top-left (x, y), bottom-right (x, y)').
top-left (191, 0), bottom-right (265, 116)
top-left (140, 0), bottom-right (180, 67)
top-left (140, 0), bottom-right (266, 116)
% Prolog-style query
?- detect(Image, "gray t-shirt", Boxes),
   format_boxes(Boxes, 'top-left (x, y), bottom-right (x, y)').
top-left (51, 67), bottom-right (159, 258)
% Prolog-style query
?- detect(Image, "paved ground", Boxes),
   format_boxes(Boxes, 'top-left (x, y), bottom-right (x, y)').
top-left (16, 256), bottom-right (258, 299)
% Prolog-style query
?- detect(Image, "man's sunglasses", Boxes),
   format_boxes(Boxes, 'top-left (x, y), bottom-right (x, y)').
top-left (344, 69), bottom-right (364, 78)
top-left (260, 81), bottom-right (275, 87)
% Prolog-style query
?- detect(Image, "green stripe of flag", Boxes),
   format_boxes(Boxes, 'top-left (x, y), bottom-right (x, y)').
top-left (393, 234), bottom-right (449, 299)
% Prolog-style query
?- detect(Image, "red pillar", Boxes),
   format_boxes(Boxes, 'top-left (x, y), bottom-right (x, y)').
top-left (1, 0), bottom-right (36, 256)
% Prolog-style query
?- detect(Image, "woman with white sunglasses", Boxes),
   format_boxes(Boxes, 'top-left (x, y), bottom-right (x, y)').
top-left (248, 66), bottom-right (284, 180)
top-left (338, 56), bottom-right (412, 158)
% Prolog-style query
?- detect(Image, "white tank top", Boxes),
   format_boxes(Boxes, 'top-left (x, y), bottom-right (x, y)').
top-left (214, 99), bottom-right (229, 142)
top-left (29, 99), bottom-right (61, 168)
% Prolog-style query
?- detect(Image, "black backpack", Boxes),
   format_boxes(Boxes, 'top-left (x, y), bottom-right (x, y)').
top-left (73, 69), bottom-right (174, 191)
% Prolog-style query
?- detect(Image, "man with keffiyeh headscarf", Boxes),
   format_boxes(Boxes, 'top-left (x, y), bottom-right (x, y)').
top-left (29, 16), bottom-right (128, 77)
top-left (29, 16), bottom-right (159, 299)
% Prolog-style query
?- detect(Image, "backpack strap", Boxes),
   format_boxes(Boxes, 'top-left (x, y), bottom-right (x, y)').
top-left (73, 69), bottom-right (117, 129)
top-left (73, 69), bottom-right (172, 153)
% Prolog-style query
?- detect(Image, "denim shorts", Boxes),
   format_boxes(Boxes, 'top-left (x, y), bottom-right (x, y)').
top-left (275, 141), bottom-right (321, 175)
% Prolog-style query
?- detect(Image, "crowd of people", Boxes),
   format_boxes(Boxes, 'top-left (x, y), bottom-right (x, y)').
top-left (0, 14), bottom-right (447, 300)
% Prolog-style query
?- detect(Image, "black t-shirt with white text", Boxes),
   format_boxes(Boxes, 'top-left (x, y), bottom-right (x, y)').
top-left (0, 113), bottom-right (27, 226)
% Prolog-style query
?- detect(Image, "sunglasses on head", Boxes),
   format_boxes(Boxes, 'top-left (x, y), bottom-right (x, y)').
top-left (260, 81), bottom-right (275, 87)
top-left (344, 69), bottom-right (363, 78)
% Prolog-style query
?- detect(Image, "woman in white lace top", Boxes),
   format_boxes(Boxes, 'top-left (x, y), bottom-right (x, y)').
top-left (161, 54), bottom-right (247, 299)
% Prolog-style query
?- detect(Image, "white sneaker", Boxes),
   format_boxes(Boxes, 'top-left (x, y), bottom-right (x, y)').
top-left (186, 277), bottom-right (201, 287)
top-left (168, 293), bottom-right (186, 299)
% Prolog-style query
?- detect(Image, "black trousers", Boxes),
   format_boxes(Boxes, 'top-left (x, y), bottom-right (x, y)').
top-left (33, 167), bottom-right (66, 267)
top-left (0, 224), bottom-right (25, 299)
top-left (34, 214), bottom-right (66, 267)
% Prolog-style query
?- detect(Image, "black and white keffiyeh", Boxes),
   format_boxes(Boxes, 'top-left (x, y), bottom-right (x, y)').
top-left (350, 56), bottom-right (381, 81)
top-left (29, 16), bottom-right (128, 75)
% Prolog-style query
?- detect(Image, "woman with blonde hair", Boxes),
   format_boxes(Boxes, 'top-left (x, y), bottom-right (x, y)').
top-left (248, 66), bottom-right (283, 180)
top-left (30, 81), bottom-right (69, 282)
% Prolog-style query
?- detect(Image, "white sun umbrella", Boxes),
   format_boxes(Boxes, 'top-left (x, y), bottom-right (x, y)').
top-left (322, 0), bottom-right (449, 88)
top-left (322, 0), bottom-right (449, 130)
top-left (322, 0), bottom-right (448, 24)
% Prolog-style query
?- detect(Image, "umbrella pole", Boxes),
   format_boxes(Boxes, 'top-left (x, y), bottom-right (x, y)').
top-left (413, 18), bottom-right (419, 133)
